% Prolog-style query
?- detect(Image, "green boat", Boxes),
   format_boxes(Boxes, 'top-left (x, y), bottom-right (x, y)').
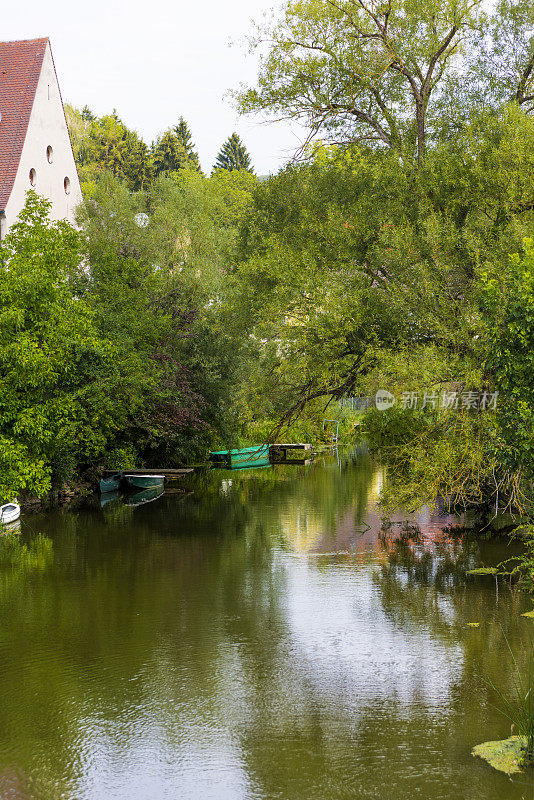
top-left (99, 473), bottom-right (123, 493)
top-left (100, 490), bottom-right (120, 508)
top-left (125, 486), bottom-right (165, 506)
top-left (124, 474), bottom-right (165, 489)
top-left (209, 445), bottom-right (270, 469)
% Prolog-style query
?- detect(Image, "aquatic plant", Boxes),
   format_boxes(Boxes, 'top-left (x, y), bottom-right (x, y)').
top-left (495, 524), bottom-right (534, 592)
top-left (485, 632), bottom-right (534, 760)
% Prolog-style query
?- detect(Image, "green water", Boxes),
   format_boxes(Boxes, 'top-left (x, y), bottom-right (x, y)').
top-left (0, 450), bottom-right (532, 799)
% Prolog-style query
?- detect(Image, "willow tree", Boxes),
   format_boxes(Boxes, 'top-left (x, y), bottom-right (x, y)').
top-left (236, 0), bottom-right (484, 164)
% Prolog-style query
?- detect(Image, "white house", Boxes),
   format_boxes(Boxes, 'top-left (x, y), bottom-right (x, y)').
top-left (0, 37), bottom-right (82, 240)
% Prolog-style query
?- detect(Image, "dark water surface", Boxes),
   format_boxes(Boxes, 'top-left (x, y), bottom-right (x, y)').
top-left (0, 451), bottom-right (533, 799)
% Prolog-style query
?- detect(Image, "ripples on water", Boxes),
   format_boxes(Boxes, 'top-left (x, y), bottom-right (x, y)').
top-left (0, 450), bottom-right (532, 799)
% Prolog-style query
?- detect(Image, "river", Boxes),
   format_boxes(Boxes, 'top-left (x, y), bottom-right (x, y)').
top-left (0, 449), bottom-right (532, 799)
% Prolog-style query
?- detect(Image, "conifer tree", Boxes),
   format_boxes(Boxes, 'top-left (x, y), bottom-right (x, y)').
top-left (212, 133), bottom-right (253, 173)
top-left (152, 117), bottom-right (202, 177)
top-left (174, 117), bottom-right (201, 171)
top-left (152, 130), bottom-right (188, 177)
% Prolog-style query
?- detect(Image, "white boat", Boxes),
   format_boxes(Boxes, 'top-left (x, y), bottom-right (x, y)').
top-left (0, 502), bottom-right (20, 525)
top-left (2, 519), bottom-right (21, 533)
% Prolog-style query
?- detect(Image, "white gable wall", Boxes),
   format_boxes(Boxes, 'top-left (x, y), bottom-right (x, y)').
top-left (3, 42), bottom-right (82, 235)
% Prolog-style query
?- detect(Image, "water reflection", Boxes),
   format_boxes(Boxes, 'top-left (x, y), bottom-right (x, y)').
top-left (0, 451), bottom-right (531, 799)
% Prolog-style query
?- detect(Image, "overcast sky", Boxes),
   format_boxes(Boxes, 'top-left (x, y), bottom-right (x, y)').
top-left (3, 0), bottom-right (303, 175)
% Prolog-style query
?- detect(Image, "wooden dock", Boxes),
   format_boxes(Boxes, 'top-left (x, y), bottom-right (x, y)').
top-left (103, 468), bottom-right (194, 480)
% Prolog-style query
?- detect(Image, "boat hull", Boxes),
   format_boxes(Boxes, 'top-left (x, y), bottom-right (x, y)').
top-left (124, 474), bottom-right (165, 489)
top-left (100, 473), bottom-right (123, 493)
top-left (0, 503), bottom-right (21, 525)
top-left (100, 491), bottom-right (120, 508)
top-left (209, 445), bottom-right (270, 469)
top-left (125, 486), bottom-right (165, 506)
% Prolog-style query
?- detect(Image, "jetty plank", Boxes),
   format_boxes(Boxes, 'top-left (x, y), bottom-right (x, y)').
top-left (103, 468), bottom-right (193, 478)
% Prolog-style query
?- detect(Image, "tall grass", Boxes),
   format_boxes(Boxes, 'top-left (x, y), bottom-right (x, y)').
top-left (486, 632), bottom-right (534, 759)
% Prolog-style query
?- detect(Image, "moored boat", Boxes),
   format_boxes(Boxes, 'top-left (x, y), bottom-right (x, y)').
top-left (99, 473), bottom-right (123, 493)
top-left (209, 445), bottom-right (270, 469)
top-left (124, 486), bottom-right (165, 506)
top-left (100, 490), bottom-right (120, 508)
top-left (2, 519), bottom-right (21, 533)
top-left (0, 501), bottom-right (21, 525)
top-left (124, 474), bottom-right (165, 489)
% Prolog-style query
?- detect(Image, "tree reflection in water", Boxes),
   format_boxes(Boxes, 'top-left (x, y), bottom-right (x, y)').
top-left (0, 452), bottom-right (531, 799)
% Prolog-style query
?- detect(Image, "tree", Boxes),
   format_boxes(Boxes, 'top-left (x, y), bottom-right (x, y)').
top-left (174, 117), bottom-right (202, 171)
top-left (65, 106), bottom-right (153, 192)
top-left (231, 105), bottom-right (534, 513)
top-left (0, 193), bottom-right (117, 499)
top-left (213, 133), bottom-right (253, 173)
top-left (236, 0), bottom-right (484, 164)
top-left (481, 239), bottom-right (534, 476)
top-left (77, 171), bottom-right (257, 465)
top-left (152, 118), bottom-right (202, 177)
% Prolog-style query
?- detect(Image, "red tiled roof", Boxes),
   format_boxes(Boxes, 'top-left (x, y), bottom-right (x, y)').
top-left (0, 38), bottom-right (48, 212)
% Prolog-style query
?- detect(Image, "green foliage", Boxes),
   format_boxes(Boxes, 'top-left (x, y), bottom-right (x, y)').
top-left (77, 170), bottom-right (257, 465)
top-left (0, 156), bottom-right (258, 501)
top-left (152, 117), bottom-right (202, 177)
top-left (0, 193), bottom-right (117, 499)
top-left (66, 105), bottom-right (153, 192)
top-left (236, 0), bottom-right (484, 163)
top-left (231, 105), bottom-right (534, 518)
top-left (500, 526), bottom-right (534, 591)
top-left (213, 133), bottom-right (253, 173)
top-left (480, 238), bottom-right (534, 475)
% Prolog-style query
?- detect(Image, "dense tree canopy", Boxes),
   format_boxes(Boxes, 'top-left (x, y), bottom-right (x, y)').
top-left (66, 106), bottom-right (153, 192)
top-left (5, 0), bottom-right (534, 532)
top-left (0, 194), bottom-right (114, 499)
top-left (0, 162), bottom-right (258, 499)
top-left (232, 105), bottom-right (534, 514)
top-left (236, 0), bottom-right (534, 165)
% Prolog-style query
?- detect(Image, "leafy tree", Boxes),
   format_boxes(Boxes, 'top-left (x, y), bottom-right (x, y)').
top-left (232, 105), bottom-right (534, 513)
top-left (213, 133), bottom-right (253, 173)
top-left (77, 170), bottom-right (257, 465)
top-left (481, 239), bottom-right (534, 477)
top-left (0, 193), bottom-right (117, 499)
top-left (236, 0), bottom-right (484, 164)
top-left (0, 171), bottom-right (257, 500)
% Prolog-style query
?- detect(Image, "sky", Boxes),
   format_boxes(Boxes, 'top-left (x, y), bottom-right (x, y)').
top-left (3, 0), bottom-right (303, 175)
